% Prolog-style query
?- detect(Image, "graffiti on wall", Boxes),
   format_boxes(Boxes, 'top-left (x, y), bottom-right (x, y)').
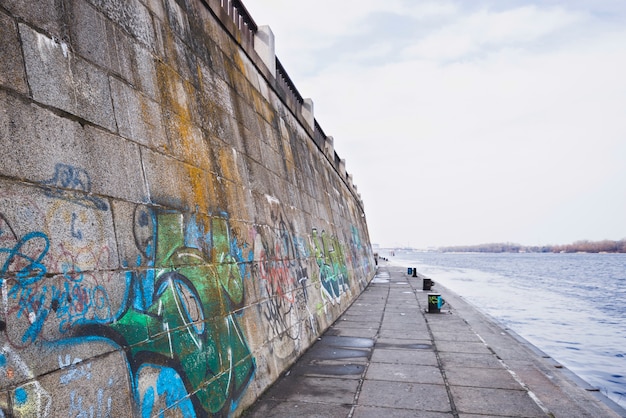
top-left (0, 345), bottom-right (53, 417)
top-left (1, 166), bottom-right (122, 417)
top-left (0, 165), bottom-right (256, 417)
top-left (251, 209), bottom-right (315, 345)
top-left (75, 207), bottom-right (256, 417)
top-left (349, 225), bottom-right (374, 288)
top-left (0, 171), bottom-right (117, 350)
top-left (311, 228), bottom-right (350, 305)
top-left (0, 163), bottom-right (374, 417)
top-left (249, 207), bottom-right (373, 351)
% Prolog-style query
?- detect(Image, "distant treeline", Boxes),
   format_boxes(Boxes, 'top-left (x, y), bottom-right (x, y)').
top-left (438, 239), bottom-right (626, 253)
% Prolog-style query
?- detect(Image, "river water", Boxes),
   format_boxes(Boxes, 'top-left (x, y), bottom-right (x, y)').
top-left (386, 250), bottom-right (626, 408)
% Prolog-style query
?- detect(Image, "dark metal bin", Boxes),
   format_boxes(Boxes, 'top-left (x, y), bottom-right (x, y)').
top-left (427, 293), bottom-right (445, 313)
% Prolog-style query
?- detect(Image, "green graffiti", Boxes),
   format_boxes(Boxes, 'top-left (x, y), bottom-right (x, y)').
top-left (312, 228), bottom-right (349, 302)
top-left (104, 210), bottom-right (254, 416)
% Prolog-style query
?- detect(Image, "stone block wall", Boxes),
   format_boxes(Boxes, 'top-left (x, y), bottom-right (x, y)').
top-left (0, 0), bottom-right (375, 416)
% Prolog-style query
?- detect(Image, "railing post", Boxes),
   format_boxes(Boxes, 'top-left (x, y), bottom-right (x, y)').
top-left (302, 98), bottom-right (314, 130)
top-left (254, 25), bottom-right (276, 76)
top-left (324, 136), bottom-right (334, 159)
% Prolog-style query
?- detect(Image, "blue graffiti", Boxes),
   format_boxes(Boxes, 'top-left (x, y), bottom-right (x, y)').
top-left (42, 164), bottom-right (108, 211)
top-left (0, 215), bottom-right (117, 346)
top-left (14, 387), bottom-right (28, 405)
top-left (70, 213), bottom-right (83, 240)
top-left (1, 229), bottom-right (51, 344)
top-left (139, 366), bottom-right (196, 418)
top-left (0, 230), bottom-right (49, 287)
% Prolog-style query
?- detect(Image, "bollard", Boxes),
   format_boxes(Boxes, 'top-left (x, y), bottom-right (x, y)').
top-left (427, 293), bottom-right (445, 313)
top-left (423, 278), bottom-right (434, 291)
top-left (407, 267), bottom-right (413, 275)
top-left (412, 268), bottom-right (417, 278)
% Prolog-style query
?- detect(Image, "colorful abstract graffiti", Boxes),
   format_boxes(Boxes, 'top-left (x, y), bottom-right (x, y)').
top-left (76, 207), bottom-right (256, 417)
top-left (312, 228), bottom-right (350, 304)
top-left (0, 162), bottom-right (374, 417)
top-left (349, 225), bottom-right (375, 286)
top-left (1, 166), bottom-right (122, 417)
top-left (0, 207), bottom-right (256, 417)
top-left (0, 216), bottom-right (116, 349)
top-left (0, 166), bottom-right (256, 417)
top-left (252, 211), bottom-right (315, 343)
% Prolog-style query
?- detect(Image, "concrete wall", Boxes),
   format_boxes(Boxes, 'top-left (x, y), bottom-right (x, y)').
top-left (0, 0), bottom-right (375, 416)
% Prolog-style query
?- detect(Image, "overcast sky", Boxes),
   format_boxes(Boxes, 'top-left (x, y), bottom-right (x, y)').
top-left (243, 0), bottom-right (626, 248)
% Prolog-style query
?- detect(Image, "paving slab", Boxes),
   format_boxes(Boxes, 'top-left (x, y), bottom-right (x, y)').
top-left (430, 330), bottom-right (484, 342)
top-left (366, 362), bottom-right (445, 385)
top-left (439, 351), bottom-right (504, 369)
top-left (370, 348), bottom-right (438, 366)
top-left (262, 375), bottom-right (359, 404)
top-left (326, 327), bottom-right (379, 339)
top-left (243, 263), bottom-right (625, 418)
top-left (332, 320), bottom-right (380, 330)
top-left (353, 405), bottom-right (451, 418)
top-left (245, 400), bottom-right (351, 418)
top-left (290, 362), bottom-right (367, 379)
top-left (358, 380), bottom-right (451, 412)
top-left (379, 329), bottom-right (430, 340)
top-left (451, 386), bottom-right (546, 417)
top-left (374, 338), bottom-right (433, 348)
top-left (340, 313), bottom-right (383, 322)
top-left (435, 340), bottom-right (494, 354)
top-left (444, 366), bottom-right (522, 390)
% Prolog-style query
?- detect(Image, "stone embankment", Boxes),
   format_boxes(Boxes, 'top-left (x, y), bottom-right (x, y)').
top-left (0, 0), bottom-right (374, 416)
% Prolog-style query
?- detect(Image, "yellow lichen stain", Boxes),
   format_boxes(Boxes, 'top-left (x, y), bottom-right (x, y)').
top-left (157, 60), bottom-right (217, 214)
top-left (251, 89), bottom-right (275, 126)
top-left (211, 175), bottom-right (229, 212)
top-left (158, 65), bottom-right (194, 139)
top-left (232, 51), bottom-right (247, 79)
top-left (218, 177), bottom-right (245, 216)
top-left (216, 146), bottom-right (241, 183)
top-left (186, 165), bottom-right (211, 215)
top-left (281, 137), bottom-right (296, 178)
top-left (223, 56), bottom-right (250, 106)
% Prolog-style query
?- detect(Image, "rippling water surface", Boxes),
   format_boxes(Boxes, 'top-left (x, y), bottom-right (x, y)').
top-left (388, 250), bottom-right (626, 408)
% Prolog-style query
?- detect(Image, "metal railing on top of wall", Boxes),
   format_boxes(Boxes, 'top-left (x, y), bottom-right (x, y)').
top-left (313, 120), bottom-right (327, 151)
top-left (221, 0), bottom-right (257, 44)
top-left (275, 58), bottom-right (304, 106)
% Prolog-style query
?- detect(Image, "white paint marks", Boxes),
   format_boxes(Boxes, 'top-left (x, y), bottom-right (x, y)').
top-left (265, 194), bottom-right (280, 205)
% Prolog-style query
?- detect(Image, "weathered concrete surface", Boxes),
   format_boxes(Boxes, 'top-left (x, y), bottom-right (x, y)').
top-left (0, 0), bottom-right (375, 416)
top-left (243, 263), bottom-right (626, 417)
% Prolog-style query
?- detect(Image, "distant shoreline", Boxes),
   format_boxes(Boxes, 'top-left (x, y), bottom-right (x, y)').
top-left (376, 239), bottom-right (626, 254)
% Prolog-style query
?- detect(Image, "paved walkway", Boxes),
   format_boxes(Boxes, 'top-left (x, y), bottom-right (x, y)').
top-left (243, 262), bottom-right (625, 417)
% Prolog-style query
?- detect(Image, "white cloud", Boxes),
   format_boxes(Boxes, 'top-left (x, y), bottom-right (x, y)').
top-left (402, 6), bottom-right (585, 61)
top-left (402, 1), bottom-right (458, 20)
